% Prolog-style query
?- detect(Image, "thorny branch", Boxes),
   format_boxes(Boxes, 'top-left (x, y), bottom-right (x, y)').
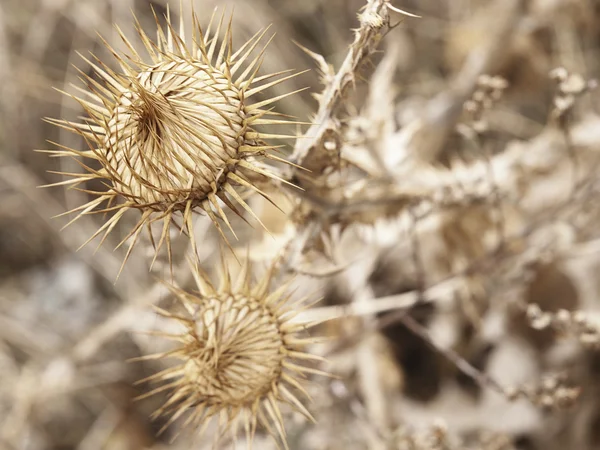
top-left (289, 0), bottom-right (392, 174)
top-left (271, 1), bottom-right (600, 437)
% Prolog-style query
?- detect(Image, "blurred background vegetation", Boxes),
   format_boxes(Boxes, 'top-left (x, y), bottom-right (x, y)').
top-left (2, 0), bottom-right (600, 449)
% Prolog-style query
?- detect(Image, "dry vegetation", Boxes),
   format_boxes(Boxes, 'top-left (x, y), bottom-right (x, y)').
top-left (2, 0), bottom-right (600, 449)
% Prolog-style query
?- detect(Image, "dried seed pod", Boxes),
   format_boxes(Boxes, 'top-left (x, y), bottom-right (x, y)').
top-left (134, 256), bottom-right (328, 449)
top-left (42, 6), bottom-right (305, 276)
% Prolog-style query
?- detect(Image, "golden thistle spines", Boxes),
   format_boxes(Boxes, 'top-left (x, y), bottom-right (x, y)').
top-left (42, 6), bottom-right (307, 277)
top-left (134, 258), bottom-right (327, 448)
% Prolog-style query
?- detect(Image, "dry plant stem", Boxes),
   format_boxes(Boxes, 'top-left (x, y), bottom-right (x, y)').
top-left (327, 380), bottom-right (386, 447)
top-left (408, 208), bottom-right (427, 296)
top-left (0, 364), bottom-right (37, 444)
top-left (480, 139), bottom-right (506, 245)
top-left (397, 314), bottom-right (509, 398)
top-left (309, 280), bottom-right (462, 359)
top-left (77, 405), bottom-right (121, 450)
top-left (400, 314), bottom-right (582, 410)
top-left (289, 0), bottom-right (390, 171)
top-left (355, 287), bottom-right (394, 450)
top-left (299, 113), bottom-right (599, 230)
top-left (338, 252), bottom-right (395, 448)
top-left (281, 218), bottom-right (322, 273)
top-left (0, 313), bottom-right (55, 356)
top-left (294, 278), bottom-right (461, 324)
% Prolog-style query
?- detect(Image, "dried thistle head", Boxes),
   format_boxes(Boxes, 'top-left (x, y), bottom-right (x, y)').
top-left (135, 256), bottom-right (328, 448)
top-left (42, 6), bottom-right (305, 275)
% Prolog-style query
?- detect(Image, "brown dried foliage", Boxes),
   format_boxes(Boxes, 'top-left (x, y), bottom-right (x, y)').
top-left (3, 0), bottom-right (600, 449)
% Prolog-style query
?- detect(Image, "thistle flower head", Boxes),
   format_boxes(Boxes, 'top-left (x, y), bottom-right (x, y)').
top-left (42, 6), bottom-right (305, 276)
top-left (136, 257), bottom-right (328, 448)
top-left (105, 58), bottom-right (246, 205)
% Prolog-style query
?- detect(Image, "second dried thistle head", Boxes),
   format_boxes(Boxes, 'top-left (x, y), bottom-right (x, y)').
top-left (135, 255), bottom-right (329, 449)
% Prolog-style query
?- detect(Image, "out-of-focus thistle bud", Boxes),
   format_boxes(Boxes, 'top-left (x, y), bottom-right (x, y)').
top-left (133, 256), bottom-right (329, 449)
top-left (41, 6), bottom-right (306, 276)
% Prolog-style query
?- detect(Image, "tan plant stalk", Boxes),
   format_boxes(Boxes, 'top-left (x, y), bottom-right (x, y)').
top-left (133, 256), bottom-right (329, 449)
top-left (41, 6), bottom-right (305, 277)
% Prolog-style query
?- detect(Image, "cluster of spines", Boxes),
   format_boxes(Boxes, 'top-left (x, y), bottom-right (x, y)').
top-left (40, 5), bottom-right (307, 278)
top-left (132, 256), bottom-right (328, 449)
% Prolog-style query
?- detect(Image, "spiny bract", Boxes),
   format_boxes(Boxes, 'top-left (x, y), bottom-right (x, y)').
top-left (42, 5), bottom-right (305, 276)
top-left (134, 256), bottom-right (328, 449)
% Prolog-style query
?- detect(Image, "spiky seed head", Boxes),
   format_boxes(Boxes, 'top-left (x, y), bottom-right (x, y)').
top-left (106, 60), bottom-right (245, 204)
top-left (135, 257), bottom-right (328, 449)
top-left (42, 6), bottom-right (306, 277)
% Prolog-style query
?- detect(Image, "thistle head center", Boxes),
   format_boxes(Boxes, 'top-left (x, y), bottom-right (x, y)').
top-left (104, 58), bottom-right (247, 209)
